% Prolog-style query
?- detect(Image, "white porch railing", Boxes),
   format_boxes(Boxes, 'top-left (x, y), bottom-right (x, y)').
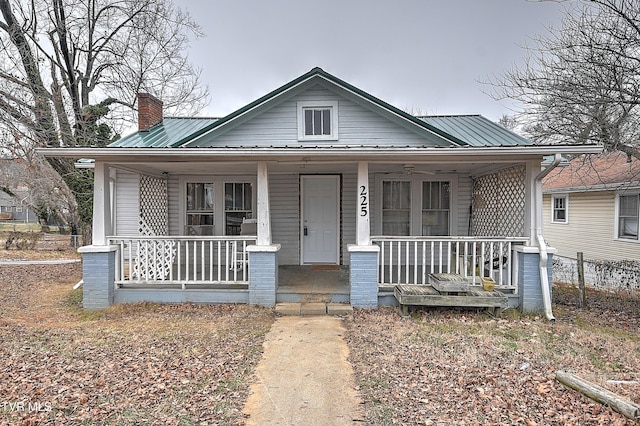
top-left (108, 236), bottom-right (256, 287)
top-left (371, 236), bottom-right (527, 289)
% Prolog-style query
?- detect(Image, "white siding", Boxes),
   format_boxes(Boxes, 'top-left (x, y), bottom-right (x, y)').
top-left (196, 86), bottom-right (447, 148)
top-left (168, 175), bottom-right (180, 235)
top-left (457, 175), bottom-right (472, 236)
top-left (342, 173), bottom-right (357, 265)
top-left (115, 169), bottom-right (139, 236)
top-left (270, 174), bottom-right (300, 264)
top-left (543, 191), bottom-right (640, 261)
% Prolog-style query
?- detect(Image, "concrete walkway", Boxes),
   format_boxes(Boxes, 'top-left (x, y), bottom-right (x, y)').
top-left (243, 316), bottom-right (365, 425)
top-left (0, 259), bottom-right (81, 265)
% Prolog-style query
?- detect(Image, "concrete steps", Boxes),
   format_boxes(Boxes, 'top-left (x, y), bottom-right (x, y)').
top-left (275, 302), bottom-right (353, 316)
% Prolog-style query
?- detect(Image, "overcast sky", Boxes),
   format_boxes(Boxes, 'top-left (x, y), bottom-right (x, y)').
top-left (179, 0), bottom-right (568, 122)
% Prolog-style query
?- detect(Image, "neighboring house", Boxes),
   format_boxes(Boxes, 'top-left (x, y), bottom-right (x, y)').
top-left (543, 152), bottom-right (640, 291)
top-left (41, 68), bottom-right (600, 312)
top-left (0, 190), bottom-right (37, 223)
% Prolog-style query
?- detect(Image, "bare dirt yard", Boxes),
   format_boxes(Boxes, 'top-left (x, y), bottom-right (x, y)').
top-left (0, 239), bottom-right (638, 425)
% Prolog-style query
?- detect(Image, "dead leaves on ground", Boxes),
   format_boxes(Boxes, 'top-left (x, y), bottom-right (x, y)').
top-left (344, 290), bottom-right (640, 425)
top-left (0, 261), bottom-right (273, 425)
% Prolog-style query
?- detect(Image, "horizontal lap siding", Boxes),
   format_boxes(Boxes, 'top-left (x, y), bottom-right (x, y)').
top-left (270, 174), bottom-right (300, 264)
top-left (168, 176), bottom-right (180, 235)
top-left (457, 175), bottom-right (472, 236)
top-left (199, 86), bottom-right (436, 147)
top-left (543, 191), bottom-right (640, 261)
top-left (115, 170), bottom-right (139, 236)
top-left (342, 173), bottom-right (356, 265)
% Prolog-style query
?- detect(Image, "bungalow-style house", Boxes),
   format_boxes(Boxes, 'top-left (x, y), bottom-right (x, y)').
top-left (543, 152), bottom-right (640, 291)
top-left (41, 68), bottom-right (600, 314)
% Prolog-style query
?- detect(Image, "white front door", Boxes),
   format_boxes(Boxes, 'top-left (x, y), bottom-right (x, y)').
top-left (301, 175), bottom-right (339, 264)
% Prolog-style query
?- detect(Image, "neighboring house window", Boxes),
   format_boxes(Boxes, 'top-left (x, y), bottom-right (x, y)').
top-left (225, 183), bottom-right (252, 235)
top-left (382, 181), bottom-right (411, 235)
top-left (618, 194), bottom-right (639, 240)
top-left (422, 181), bottom-right (450, 236)
top-left (552, 194), bottom-right (568, 223)
top-left (186, 182), bottom-right (214, 235)
top-left (297, 101), bottom-right (338, 140)
top-left (15, 206), bottom-right (22, 213)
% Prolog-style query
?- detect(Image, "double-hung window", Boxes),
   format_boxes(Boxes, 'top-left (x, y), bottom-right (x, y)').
top-left (617, 194), bottom-right (639, 240)
top-left (186, 182), bottom-right (215, 235)
top-left (184, 179), bottom-right (254, 236)
top-left (225, 183), bottom-right (252, 235)
top-left (422, 181), bottom-right (450, 236)
top-left (297, 101), bottom-right (338, 140)
top-left (382, 181), bottom-right (411, 235)
top-left (552, 194), bottom-right (568, 223)
top-left (380, 178), bottom-right (453, 236)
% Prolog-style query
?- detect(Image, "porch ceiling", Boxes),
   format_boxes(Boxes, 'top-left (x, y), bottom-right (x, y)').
top-left (109, 160), bottom-right (517, 176)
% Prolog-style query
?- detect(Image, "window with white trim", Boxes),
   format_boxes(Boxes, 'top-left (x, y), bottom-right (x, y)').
top-left (552, 194), bottom-right (568, 223)
top-left (183, 179), bottom-right (254, 236)
top-left (617, 194), bottom-right (639, 240)
top-left (380, 178), bottom-right (453, 236)
top-left (382, 181), bottom-right (411, 235)
top-left (297, 101), bottom-right (338, 140)
top-left (186, 182), bottom-right (215, 235)
top-left (225, 182), bottom-right (252, 235)
top-left (422, 181), bottom-right (450, 236)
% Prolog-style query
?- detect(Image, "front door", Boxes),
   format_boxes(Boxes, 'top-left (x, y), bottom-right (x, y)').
top-left (301, 175), bottom-right (339, 264)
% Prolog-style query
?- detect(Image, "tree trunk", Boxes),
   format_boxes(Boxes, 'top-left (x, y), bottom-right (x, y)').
top-left (556, 371), bottom-right (639, 421)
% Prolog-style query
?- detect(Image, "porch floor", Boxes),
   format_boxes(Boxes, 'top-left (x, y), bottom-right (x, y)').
top-left (277, 265), bottom-right (350, 303)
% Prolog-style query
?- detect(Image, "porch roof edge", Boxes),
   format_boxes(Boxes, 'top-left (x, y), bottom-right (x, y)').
top-left (37, 144), bottom-right (603, 160)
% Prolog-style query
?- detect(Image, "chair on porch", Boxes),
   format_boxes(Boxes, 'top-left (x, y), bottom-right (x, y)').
top-left (231, 218), bottom-right (257, 272)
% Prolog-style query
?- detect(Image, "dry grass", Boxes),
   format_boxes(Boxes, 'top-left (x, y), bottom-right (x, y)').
top-left (0, 260), bottom-right (274, 425)
top-left (1, 249), bottom-right (638, 425)
top-left (344, 286), bottom-right (640, 425)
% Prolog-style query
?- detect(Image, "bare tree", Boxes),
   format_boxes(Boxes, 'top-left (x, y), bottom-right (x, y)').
top-left (0, 0), bottom-right (208, 233)
top-left (489, 0), bottom-right (640, 160)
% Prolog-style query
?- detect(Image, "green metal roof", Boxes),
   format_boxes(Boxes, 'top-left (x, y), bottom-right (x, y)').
top-left (418, 115), bottom-right (531, 147)
top-left (181, 67), bottom-right (469, 148)
top-left (108, 69), bottom-right (534, 149)
top-left (109, 117), bottom-right (218, 148)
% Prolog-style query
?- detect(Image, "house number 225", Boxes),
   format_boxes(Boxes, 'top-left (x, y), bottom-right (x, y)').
top-left (359, 186), bottom-right (368, 217)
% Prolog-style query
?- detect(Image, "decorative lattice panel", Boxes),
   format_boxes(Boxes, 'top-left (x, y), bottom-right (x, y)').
top-left (139, 175), bottom-right (168, 235)
top-left (131, 175), bottom-right (175, 280)
top-left (472, 165), bottom-right (526, 237)
top-left (131, 220), bottom-right (176, 280)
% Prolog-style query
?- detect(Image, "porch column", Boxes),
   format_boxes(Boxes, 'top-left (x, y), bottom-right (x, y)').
top-left (514, 246), bottom-right (554, 313)
top-left (349, 161), bottom-right (379, 308)
top-left (256, 161), bottom-right (272, 245)
top-left (356, 161), bottom-right (371, 245)
top-left (78, 160), bottom-right (117, 309)
top-left (248, 161), bottom-right (280, 307)
top-left (524, 160), bottom-right (539, 247)
top-left (92, 161), bottom-right (112, 246)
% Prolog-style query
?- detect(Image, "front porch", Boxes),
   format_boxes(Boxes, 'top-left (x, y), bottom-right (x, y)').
top-left (87, 234), bottom-right (536, 311)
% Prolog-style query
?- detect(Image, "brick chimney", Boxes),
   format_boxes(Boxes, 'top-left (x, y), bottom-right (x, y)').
top-left (137, 93), bottom-right (163, 131)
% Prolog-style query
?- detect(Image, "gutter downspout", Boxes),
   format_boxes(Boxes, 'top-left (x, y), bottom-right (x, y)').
top-left (534, 153), bottom-right (562, 321)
